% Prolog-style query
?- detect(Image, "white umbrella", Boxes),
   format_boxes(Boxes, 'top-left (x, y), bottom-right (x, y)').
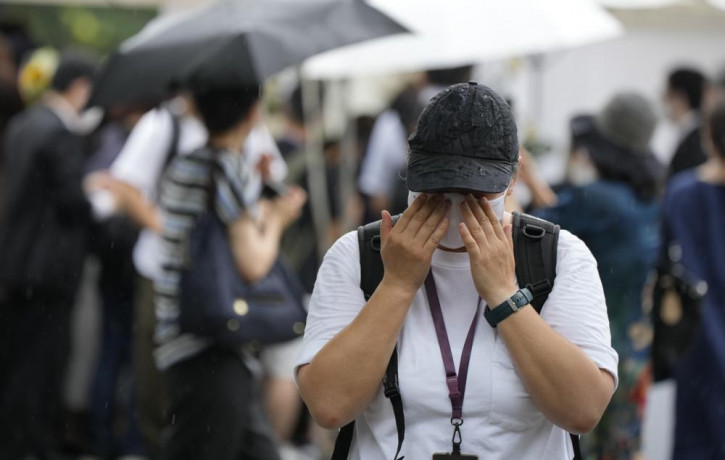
top-left (303, 0), bottom-right (623, 79)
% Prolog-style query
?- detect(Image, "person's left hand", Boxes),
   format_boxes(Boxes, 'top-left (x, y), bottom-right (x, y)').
top-left (459, 194), bottom-right (519, 308)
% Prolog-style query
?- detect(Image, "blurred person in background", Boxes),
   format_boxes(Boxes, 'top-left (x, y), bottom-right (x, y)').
top-left (91, 93), bottom-right (208, 457)
top-left (84, 107), bottom-right (150, 459)
top-left (357, 65), bottom-right (472, 224)
top-left (664, 67), bottom-right (708, 177)
top-left (529, 93), bottom-right (665, 460)
top-left (279, 85), bottom-right (344, 293)
top-left (0, 52), bottom-right (98, 460)
top-left (276, 84), bottom-right (308, 159)
top-left (153, 81), bottom-right (305, 460)
top-left (91, 91), bottom-right (288, 456)
top-left (0, 34), bottom-right (23, 171)
top-left (662, 96), bottom-right (725, 459)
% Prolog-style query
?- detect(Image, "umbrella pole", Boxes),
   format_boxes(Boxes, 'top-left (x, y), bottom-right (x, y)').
top-left (339, 78), bottom-right (359, 234)
top-left (302, 78), bottom-right (332, 262)
top-left (530, 54), bottom-right (545, 131)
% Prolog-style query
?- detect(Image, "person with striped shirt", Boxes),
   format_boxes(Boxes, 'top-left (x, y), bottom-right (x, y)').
top-left (154, 82), bottom-right (306, 460)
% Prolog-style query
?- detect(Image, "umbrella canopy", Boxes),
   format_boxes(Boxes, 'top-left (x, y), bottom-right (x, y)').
top-left (302, 0), bottom-right (623, 79)
top-left (89, 0), bottom-right (407, 108)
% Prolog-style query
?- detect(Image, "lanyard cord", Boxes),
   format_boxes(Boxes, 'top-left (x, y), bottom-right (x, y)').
top-left (424, 271), bottom-right (482, 453)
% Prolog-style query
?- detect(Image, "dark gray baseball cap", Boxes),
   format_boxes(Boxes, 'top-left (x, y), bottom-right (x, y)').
top-left (406, 81), bottom-right (518, 194)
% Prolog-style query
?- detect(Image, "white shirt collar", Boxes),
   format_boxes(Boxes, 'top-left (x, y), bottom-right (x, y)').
top-left (44, 93), bottom-right (103, 135)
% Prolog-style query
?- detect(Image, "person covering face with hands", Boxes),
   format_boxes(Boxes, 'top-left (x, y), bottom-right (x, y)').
top-left (296, 82), bottom-right (618, 459)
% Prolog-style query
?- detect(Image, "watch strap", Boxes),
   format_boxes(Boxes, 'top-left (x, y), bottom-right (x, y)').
top-left (484, 287), bottom-right (534, 328)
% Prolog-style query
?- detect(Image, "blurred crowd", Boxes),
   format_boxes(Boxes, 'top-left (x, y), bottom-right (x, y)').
top-left (1, 15), bottom-right (725, 460)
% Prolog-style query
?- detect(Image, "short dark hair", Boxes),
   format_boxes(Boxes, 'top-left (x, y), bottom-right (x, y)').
top-left (286, 83), bottom-right (324, 126)
top-left (390, 85), bottom-right (424, 133)
top-left (668, 67), bottom-right (706, 111)
top-left (51, 53), bottom-right (98, 92)
top-left (426, 65), bottom-right (473, 86)
top-left (192, 84), bottom-right (261, 135)
top-left (709, 98), bottom-right (725, 159)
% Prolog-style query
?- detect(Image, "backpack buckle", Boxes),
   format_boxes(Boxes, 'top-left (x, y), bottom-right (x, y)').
top-left (522, 224), bottom-right (546, 240)
top-left (383, 376), bottom-right (399, 399)
top-left (371, 235), bottom-right (382, 252)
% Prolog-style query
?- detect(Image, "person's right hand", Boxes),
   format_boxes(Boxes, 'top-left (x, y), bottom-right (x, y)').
top-left (268, 185), bottom-right (307, 228)
top-left (379, 193), bottom-right (450, 293)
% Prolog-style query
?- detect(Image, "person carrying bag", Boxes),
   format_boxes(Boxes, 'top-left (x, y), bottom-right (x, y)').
top-left (153, 81), bottom-right (306, 460)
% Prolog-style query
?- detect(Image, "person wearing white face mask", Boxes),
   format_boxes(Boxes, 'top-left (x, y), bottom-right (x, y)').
top-left (407, 190), bottom-right (508, 250)
top-left (296, 82), bottom-right (618, 459)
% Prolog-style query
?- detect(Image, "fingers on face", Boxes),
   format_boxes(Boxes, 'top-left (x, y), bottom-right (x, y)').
top-left (417, 196), bottom-right (450, 242)
top-left (424, 213), bottom-right (450, 251)
top-left (380, 210), bottom-right (393, 240)
top-left (458, 222), bottom-right (481, 257)
top-left (460, 198), bottom-right (487, 246)
top-left (408, 193), bottom-right (443, 234)
top-left (478, 196), bottom-right (505, 239)
top-left (397, 193), bottom-right (427, 232)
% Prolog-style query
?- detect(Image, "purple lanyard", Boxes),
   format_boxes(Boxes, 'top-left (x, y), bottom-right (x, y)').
top-left (424, 271), bottom-right (481, 453)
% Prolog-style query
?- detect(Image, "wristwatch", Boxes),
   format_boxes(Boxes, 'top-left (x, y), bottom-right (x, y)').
top-left (484, 287), bottom-right (534, 328)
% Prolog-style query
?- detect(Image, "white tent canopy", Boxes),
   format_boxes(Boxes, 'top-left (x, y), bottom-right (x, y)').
top-left (302, 0), bottom-right (623, 79)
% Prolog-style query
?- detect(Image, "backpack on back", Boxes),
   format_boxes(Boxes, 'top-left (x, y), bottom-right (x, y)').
top-left (331, 212), bottom-right (582, 460)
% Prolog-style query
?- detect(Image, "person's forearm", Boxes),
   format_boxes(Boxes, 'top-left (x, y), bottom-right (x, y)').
top-left (229, 214), bottom-right (285, 282)
top-left (298, 277), bottom-right (415, 429)
top-left (123, 195), bottom-right (162, 232)
top-left (498, 306), bottom-right (614, 434)
top-left (527, 177), bottom-right (558, 208)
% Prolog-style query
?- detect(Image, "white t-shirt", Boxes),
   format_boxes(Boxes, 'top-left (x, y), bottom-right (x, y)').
top-left (357, 110), bottom-right (408, 197)
top-left (110, 105), bottom-right (285, 281)
top-left (296, 227), bottom-right (618, 460)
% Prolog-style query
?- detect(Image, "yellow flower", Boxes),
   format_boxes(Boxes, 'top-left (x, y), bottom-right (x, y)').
top-left (18, 47), bottom-right (59, 103)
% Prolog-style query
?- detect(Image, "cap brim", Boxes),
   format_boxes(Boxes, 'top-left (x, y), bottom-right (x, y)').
top-left (406, 153), bottom-right (514, 194)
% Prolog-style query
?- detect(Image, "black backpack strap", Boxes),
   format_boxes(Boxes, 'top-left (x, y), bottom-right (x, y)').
top-left (383, 349), bottom-right (404, 460)
top-left (512, 212), bottom-right (560, 313)
top-left (570, 433), bottom-right (582, 460)
top-left (332, 216), bottom-right (403, 460)
top-left (331, 423), bottom-right (354, 460)
top-left (513, 213), bottom-right (581, 460)
top-left (162, 108), bottom-right (181, 172)
top-left (155, 108), bottom-right (181, 198)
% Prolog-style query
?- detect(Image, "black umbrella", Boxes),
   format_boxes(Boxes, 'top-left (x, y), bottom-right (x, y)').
top-left (89, 0), bottom-right (407, 108)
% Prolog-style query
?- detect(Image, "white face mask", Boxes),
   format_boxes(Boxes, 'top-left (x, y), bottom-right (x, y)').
top-left (567, 148), bottom-right (598, 186)
top-left (407, 189), bottom-right (507, 250)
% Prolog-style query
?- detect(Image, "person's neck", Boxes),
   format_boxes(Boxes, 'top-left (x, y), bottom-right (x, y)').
top-left (44, 91), bottom-right (80, 115)
top-left (208, 128), bottom-right (249, 153)
top-left (699, 156), bottom-right (725, 184)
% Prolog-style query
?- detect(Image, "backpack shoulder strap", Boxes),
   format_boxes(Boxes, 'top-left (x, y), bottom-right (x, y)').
top-left (155, 108), bottom-right (181, 198)
top-left (512, 211), bottom-right (560, 314)
top-left (162, 108), bottom-right (181, 172)
top-left (331, 216), bottom-right (403, 460)
top-left (512, 213), bottom-right (582, 460)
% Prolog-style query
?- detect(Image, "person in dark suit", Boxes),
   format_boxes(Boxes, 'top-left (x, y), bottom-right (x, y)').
top-left (664, 67), bottom-right (708, 176)
top-left (0, 53), bottom-right (97, 459)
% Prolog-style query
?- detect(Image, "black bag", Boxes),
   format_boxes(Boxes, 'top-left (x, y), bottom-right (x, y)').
top-left (178, 210), bottom-right (307, 347)
top-left (331, 212), bottom-right (584, 460)
top-left (650, 240), bottom-right (705, 382)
